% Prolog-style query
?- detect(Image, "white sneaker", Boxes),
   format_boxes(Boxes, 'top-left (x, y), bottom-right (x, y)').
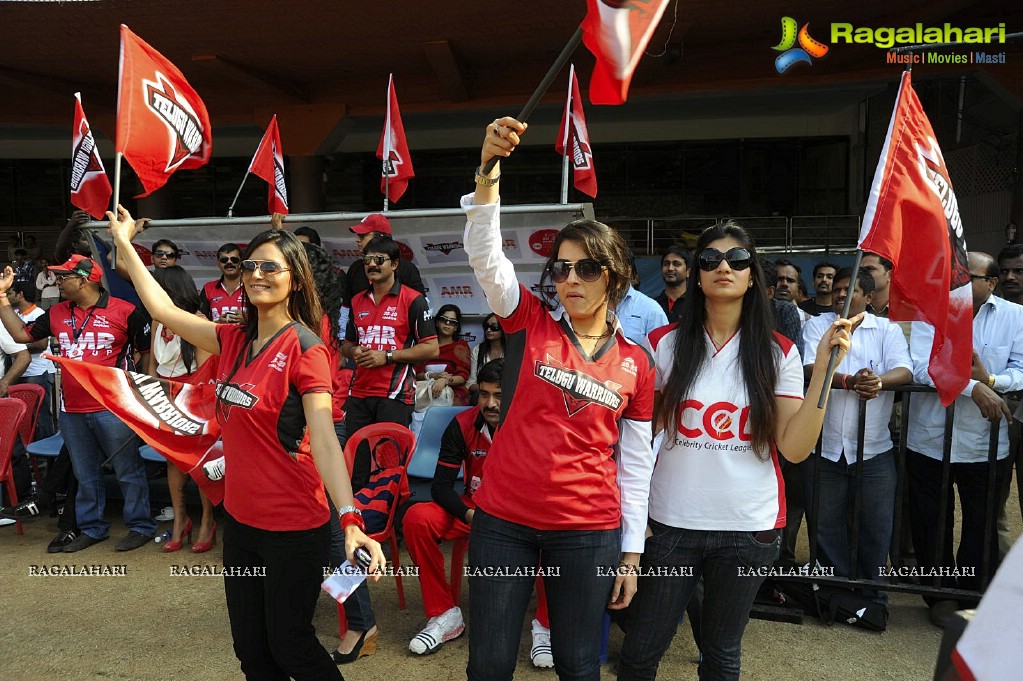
top-left (203, 456), bottom-right (226, 481)
top-left (0, 518), bottom-right (16, 527)
top-left (409, 606), bottom-right (464, 655)
top-left (531, 619), bottom-right (554, 668)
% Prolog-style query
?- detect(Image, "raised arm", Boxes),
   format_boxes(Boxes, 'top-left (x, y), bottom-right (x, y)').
top-left (106, 206), bottom-right (220, 356)
top-left (462, 117), bottom-right (528, 318)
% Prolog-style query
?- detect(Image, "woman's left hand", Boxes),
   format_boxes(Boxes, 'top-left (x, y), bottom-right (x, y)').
top-left (344, 526), bottom-right (386, 581)
top-left (430, 377), bottom-right (448, 398)
top-left (608, 568), bottom-right (638, 610)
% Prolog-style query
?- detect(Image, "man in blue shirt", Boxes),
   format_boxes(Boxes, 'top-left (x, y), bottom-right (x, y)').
top-left (615, 250), bottom-right (668, 343)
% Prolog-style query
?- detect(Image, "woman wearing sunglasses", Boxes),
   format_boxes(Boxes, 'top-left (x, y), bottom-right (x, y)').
top-left (466, 312), bottom-right (505, 398)
top-left (415, 303), bottom-right (471, 406)
top-left (617, 223), bottom-right (858, 681)
top-left (106, 206), bottom-right (384, 681)
top-left (460, 117), bottom-right (655, 680)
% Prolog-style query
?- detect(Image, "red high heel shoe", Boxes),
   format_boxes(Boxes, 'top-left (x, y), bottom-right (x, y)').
top-left (161, 518), bottom-right (192, 553)
top-left (191, 521), bottom-right (217, 553)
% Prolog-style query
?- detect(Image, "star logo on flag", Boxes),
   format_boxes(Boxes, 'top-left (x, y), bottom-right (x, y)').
top-left (572, 136), bottom-right (594, 171)
top-left (143, 72), bottom-right (206, 172)
top-left (382, 149), bottom-right (405, 178)
top-left (70, 121), bottom-right (104, 192)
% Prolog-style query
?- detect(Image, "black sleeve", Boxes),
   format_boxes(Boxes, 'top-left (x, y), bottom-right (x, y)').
top-left (410, 294), bottom-right (437, 342)
top-left (127, 306), bottom-right (153, 353)
top-left (198, 286), bottom-right (212, 319)
top-left (398, 260), bottom-right (426, 296)
top-left (430, 418), bottom-right (470, 521)
top-left (26, 310), bottom-right (51, 341)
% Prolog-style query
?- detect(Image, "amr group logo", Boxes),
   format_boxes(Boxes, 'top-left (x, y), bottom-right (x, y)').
top-left (772, 17), bottom-right (829, 73)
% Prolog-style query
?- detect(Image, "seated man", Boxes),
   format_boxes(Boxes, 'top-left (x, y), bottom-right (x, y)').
top-left (802, 267), bottom-right (912, 602)
top-left (403, 359), bottom-right (552, 667)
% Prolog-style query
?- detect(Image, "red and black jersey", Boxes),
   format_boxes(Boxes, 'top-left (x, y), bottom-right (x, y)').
top-left (473, 284), bottom-right (655, 532)
top-left (431, 407), bottom-right (493, 520)
top-left (214, 322), bottom-right (333, 531)
top-left (27, 290), bottom-right (151, 413)
top-left (345, 279), bottom-right (436, 404)
top-left (200, 278), bottom-right (245, 322)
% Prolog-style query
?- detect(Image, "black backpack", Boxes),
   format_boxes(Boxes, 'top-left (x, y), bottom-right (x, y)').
top-left (779, 580), bottom-right (889, 632)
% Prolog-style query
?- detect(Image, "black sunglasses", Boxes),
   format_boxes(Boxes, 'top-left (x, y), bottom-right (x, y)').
top-left (698, 247), bottom-right (753, 272)
top-left (549, 259), bottom-right (607, 283)
top-left (437, 316), bottom-right (459, 325)
top-left (153, 250), bottom-right (177, 259)
top-left (219, 256), bottom-right (241, 264)
top-left (485, 323), bottom-right (502, 332)
top-left (240, 260), bottom-right (290, 276)
top-left (363, 255), bottom-right (392, 266)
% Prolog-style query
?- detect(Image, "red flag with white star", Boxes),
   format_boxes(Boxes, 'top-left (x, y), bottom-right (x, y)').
top-left (859, 71), bottom-right (972, 406)
top-left (248, 115), bottom-right (289, 215)
top-left (70, 93), bottom-right (113, 219)
top-left (376, 74), bottom-right (414, 203)
top-left (555, 65), bottom-right (598, 198)
top-left (581, 0), bottom-right (671, 105)
top-left (116, 24), bottom-right (212, 197)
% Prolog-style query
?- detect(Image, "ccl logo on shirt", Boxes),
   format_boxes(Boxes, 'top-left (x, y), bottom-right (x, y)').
top-left (678, 400), bottom-right (751, 441)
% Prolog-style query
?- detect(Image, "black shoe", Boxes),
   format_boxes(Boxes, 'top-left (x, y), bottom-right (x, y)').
top-left (0, 498), bottom-right (43, 520)
top-left (47, 529), bottom-right (79, 553)
top-left (63, 533), bottom-right (107, 553)
top-left (115, 530), bottom-right (151, 552)
top-left (929, 600), bottom-right (959, 628)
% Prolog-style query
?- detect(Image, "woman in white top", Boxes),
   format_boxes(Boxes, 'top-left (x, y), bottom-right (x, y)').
top-left (147, 266), bottom-right (216, 552)
top-left (465, 311), bottom-right (505, 397)
top-left (617, 222), bottom-right (857, 681)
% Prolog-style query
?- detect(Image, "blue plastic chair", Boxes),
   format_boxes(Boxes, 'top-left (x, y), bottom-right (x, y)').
top-left (24, 432), bottom-right (64, 458)
top-left (407, 405), bottom-right (470, 479)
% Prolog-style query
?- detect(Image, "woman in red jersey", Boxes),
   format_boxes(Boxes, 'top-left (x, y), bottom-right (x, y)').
top-left (460, 117), bottom-right (655, 680)
top-left (415, 303), bottom-right (471, 406)
top-left (108, 206), bottom-right (383, 681)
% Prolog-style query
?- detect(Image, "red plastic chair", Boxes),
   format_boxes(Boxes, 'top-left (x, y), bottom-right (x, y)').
top-left (0, 398), bottom-right (28, 535)
top-left (335, 422), bottom-right (417, 637)
top-left (6, 383), bottom-right (45, 486)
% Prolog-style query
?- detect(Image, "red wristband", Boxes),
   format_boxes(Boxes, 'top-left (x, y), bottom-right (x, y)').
top-left (843, 374), bottom-right (853, 390)
top-left (340, 511), bottom-right (366, 532)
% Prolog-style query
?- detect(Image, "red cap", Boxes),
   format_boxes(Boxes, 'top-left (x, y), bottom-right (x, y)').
top-left (350, 213), bottom-right (392, 236)
top-left (48, 254), bottom-right (103, 283)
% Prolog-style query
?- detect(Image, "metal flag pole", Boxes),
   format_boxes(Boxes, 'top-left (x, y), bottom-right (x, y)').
top-left (227, 169), bottom-right (251, 218)
top-left (559, 64), bottom-right (575, 204)
top-left (383, 74), bottom-right (392, 213)
top-left (110, 151), bottom-right (123, 264)
top-left (481, 27), bottom-right (583, 176)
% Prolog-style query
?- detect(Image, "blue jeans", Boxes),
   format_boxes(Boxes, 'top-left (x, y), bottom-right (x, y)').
top-left (805, 449), bottom-right (896, 600)
top-left (58, 410), bottom-right (156, 539)
top-left (618, 522), bottom-right (781, 681)
top-left (467, 509), bottom-right (620, 681)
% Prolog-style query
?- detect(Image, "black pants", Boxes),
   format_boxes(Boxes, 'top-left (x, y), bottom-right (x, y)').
top-left (223, 513), bottom-right (342, 681)
top-left (342, 396), bottom-right (412, 489)
top-left (906, 449), bottom-right (1011, 605)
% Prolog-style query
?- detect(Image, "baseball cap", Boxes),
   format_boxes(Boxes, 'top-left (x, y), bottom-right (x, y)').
top-left (49, 254), bottom-right (103, 283)
top-left (350, 213), bottom-right (392, 236)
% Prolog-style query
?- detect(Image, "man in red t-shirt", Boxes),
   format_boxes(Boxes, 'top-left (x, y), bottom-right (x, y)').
top-left (200, 243), bottom-right (245, 323)
top-left (0, 255), bottom-right (155, 553)
top-left (403, 358), bottom-right (553, 665)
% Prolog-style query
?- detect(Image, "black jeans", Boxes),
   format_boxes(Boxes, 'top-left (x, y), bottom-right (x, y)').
top-left (223, 513), bottom-right (342, 681)
top-left (906, 449), bottom-right (1012, 604)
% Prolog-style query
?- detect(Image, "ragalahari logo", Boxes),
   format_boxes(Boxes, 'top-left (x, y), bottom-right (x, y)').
top-left (772, 17), bottom-right (829, 73)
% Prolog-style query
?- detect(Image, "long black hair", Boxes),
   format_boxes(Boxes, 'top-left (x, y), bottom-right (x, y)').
top-left (476, 312), bottom-right (505, 368)
top-left (302, 241), bottom-right (346, 351)
top-left (153, 265), bottom-right (201, 372)
top-left (656, 221), bottom-right (780, 459)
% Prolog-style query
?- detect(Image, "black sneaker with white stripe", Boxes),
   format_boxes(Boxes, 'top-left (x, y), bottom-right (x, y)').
top-left (1, 498), bottom-right (43, 520)
top-left (47, 529), bottom-right (78, 553)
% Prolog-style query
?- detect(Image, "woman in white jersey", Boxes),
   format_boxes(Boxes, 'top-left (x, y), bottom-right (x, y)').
top-left (617, 222), bottom-right (857, 681)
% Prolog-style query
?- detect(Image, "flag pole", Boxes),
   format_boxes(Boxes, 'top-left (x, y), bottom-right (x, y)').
top-left (227, 169), bottom-right (251, 218)
top-left (559, 65), bottom-right (575, 204)
top-left (482, 26), bottom-right (584, 176)
top-left (383, 73), bottom-right (392, 213)
top-left (111, 151), bottom-right (123, 264)
top-left (816, 249), bottom-right (863, 408)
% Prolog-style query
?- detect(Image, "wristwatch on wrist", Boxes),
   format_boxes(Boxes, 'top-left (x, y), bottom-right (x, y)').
top-left (987, 374), bottom-right (996, 389)
top-left (385, 349), bottom-right (394, 365)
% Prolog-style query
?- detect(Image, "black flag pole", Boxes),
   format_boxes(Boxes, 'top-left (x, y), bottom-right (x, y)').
top-left (817, 249), bottom-right (863, 408)
top-left (480, 27), bottom-right (584, 176)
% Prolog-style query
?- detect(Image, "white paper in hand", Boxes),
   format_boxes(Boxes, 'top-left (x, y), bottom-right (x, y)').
top-left (321, 561), bottom-right (367, 604)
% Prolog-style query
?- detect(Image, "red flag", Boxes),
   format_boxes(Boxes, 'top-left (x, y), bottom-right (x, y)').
top-left (580, 0), bottom-right (671, 105)
top-left (376, 74), bottom-right (414, 203)
top-left (116, 24), bottom-right (212, 197)
top-left (248, 115), bottom-right (289, 215)
top-left (70, 93), bottom-right (113, 219)
top-left (50, 356), bottom-right (225, 504)
top-left (859, 71), bottom-right (972, 406)
top-left (555, 65), bottom-right (598, 198)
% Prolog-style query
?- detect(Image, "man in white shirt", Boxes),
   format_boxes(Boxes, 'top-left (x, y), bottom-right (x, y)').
top-left (803, 267), bottom-right (912, 601)
top-left (9, 282), bottom-right (55, 439)
top-left (0, 308), bottom-right (30, 518)
top-left (906, 252), bottom-right (1023, 626)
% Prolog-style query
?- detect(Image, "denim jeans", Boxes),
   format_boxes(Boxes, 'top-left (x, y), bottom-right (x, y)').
top-left (618, 522), bottom-right (781, 681)
top-left (467, 509), bottom-right (620, 681)
top-left (805, 449), bottom-right (896, 600)
top-left (58, 410), bottom-right (156, 539)
top-left (326, 490), bottom-right (376, 631)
